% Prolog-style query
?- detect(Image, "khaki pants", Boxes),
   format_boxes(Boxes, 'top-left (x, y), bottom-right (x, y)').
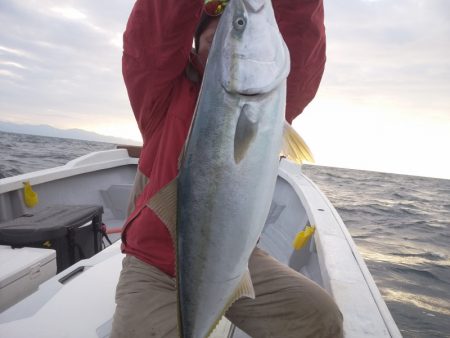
top-left (112, 170), bottom-right (343, 337)
top-left (111, 249), bottom-right (343, 338)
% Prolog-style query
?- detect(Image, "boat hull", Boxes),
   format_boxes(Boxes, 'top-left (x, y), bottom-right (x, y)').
top-left (0, 150), bottom-right (401, 337)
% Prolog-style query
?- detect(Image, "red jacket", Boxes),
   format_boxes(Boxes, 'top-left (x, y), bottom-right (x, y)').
top-left (121, 0), bottom-right (326, 277)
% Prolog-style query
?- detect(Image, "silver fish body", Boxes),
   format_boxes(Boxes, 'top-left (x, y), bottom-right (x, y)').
top-left (177, 0), bottom-right (290, 337)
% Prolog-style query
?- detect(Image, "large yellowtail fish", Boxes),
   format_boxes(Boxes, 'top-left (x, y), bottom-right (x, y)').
top-left (149, 0), bottom-right (313, 336)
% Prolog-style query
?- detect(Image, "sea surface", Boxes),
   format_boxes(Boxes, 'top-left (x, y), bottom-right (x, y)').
top-left (1, 131), bottom-right (449, 337)
top-left (301, 165), bottom-right (450, 338)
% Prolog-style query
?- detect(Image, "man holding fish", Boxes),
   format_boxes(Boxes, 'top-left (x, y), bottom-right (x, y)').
top-left (111, 0), bottom-right (343, 337)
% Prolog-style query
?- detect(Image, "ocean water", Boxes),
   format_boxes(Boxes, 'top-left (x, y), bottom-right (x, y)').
top-left (301, 166), bottom-right (450, 338)
top-left (1, 131), bottom-right (449, 337)
top-left (0, 131), bottom-right (115, 178)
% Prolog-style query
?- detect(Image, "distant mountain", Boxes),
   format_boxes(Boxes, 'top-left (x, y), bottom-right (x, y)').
top-left (0, 121), bottom-right (142, 146)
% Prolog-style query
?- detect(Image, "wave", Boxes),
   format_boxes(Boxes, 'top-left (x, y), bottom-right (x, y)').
top-left (394, 267), bottom-right (450, 286)
top-left (390, 252), bottom-right (448, 262)
top-left (0, 166), bottom-right (22, 178)
top-left (0, 132), bottom-right (114, 178)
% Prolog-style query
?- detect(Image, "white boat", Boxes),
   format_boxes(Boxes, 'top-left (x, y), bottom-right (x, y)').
top-left (0, 149), bottom-right (402, 337)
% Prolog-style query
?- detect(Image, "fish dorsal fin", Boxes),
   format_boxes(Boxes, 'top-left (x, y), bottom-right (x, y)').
top-left (281, 121), bottom-right (314, 164)
top-left (146, 178), bottom-right (177, 240)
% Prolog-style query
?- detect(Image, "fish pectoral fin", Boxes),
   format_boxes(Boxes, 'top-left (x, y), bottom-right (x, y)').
top-left (232, 269), bottom-right (255, 301)
top-left (281, 121), bottom-right (315, 164)
top-left (234, 104), bottom-right (259, 164)
top-left (146, 178), bottom-right (177, 240)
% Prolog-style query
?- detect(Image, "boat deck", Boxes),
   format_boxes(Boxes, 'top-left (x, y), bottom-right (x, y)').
top-left (0, 150), bottom-right (401, 337)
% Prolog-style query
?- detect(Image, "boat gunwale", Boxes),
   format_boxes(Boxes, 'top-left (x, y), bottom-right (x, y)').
top-left (278, 159), bottom-right (402, 338)
top-left (0, 149), bottom-right (138, 194)
top-left (0, 154), bottom-right (402, 337)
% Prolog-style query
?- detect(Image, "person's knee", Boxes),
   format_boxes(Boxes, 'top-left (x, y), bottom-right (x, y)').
top-left (307, 289), bottom-right (343, 338)
top-left (320, 297), bottom-right (344, 338)
top-left (284, 283), bottom-right (343, 337)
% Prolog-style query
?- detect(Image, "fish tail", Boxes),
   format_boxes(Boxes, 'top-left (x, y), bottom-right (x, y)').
top-left (281, 121), bottom-right (315, 164)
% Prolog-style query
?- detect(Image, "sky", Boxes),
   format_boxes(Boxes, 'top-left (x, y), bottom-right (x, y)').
top-left (0, 0), bottom-right (449, 179)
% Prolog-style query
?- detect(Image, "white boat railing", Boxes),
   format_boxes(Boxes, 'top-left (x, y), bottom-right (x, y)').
top-left (0, 149), bottom-right (138, 194)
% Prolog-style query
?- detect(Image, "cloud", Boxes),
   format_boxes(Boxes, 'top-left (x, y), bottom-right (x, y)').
top-left (292, 0), bottom-right (450, 178)
top-left (0, 69), bottom-right (22, 79)
top-left (0, 61), bottom-right (27, 69)
top-left (50, 7), bottom-right (87, 21)
top-left (318, 0), bottom-right (450, 130)
top-left (0, 0), bottom-right (135, 134)
top-left (0, 45), bottom-right (31, 58)
top-left (324, 1), bottom-right (450, 84)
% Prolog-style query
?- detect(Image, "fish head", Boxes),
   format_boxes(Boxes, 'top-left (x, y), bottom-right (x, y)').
top-left (214, 0), bottom-right (290, 96)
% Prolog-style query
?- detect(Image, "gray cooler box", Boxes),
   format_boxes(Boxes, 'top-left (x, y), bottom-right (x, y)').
top-left (0, 245), bottom-right (56, 312)
top-left (0, 205), bottom-right (104, 272)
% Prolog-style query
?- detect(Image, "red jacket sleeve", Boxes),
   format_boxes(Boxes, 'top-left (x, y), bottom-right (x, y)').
top-left (273, 0), bottom-right (326, 123)
top-left (122, 0), bottom-right (203, 137)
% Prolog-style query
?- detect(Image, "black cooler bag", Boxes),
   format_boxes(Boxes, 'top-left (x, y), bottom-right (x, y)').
top-left (0, 205), bottom-right (104, 272)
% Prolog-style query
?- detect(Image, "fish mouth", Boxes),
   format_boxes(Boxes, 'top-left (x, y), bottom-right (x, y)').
top-left (220, 55), bottom-right (290, 97)
top-left (221, 84), bottom-right (267, 98)
top-left (237, 92), bottom-right (260, 97)
top-left (222, 82), bottom-right (276, 99)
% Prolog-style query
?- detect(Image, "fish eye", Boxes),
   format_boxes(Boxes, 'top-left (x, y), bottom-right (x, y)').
top-left (233, 16), bottom-right (247, 31)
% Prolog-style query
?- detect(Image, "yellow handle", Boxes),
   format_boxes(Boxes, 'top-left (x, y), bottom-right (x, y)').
top-left (23, 181), bottom-right (39, 208)
top-left (292, 225), bottom-right (316, 250)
